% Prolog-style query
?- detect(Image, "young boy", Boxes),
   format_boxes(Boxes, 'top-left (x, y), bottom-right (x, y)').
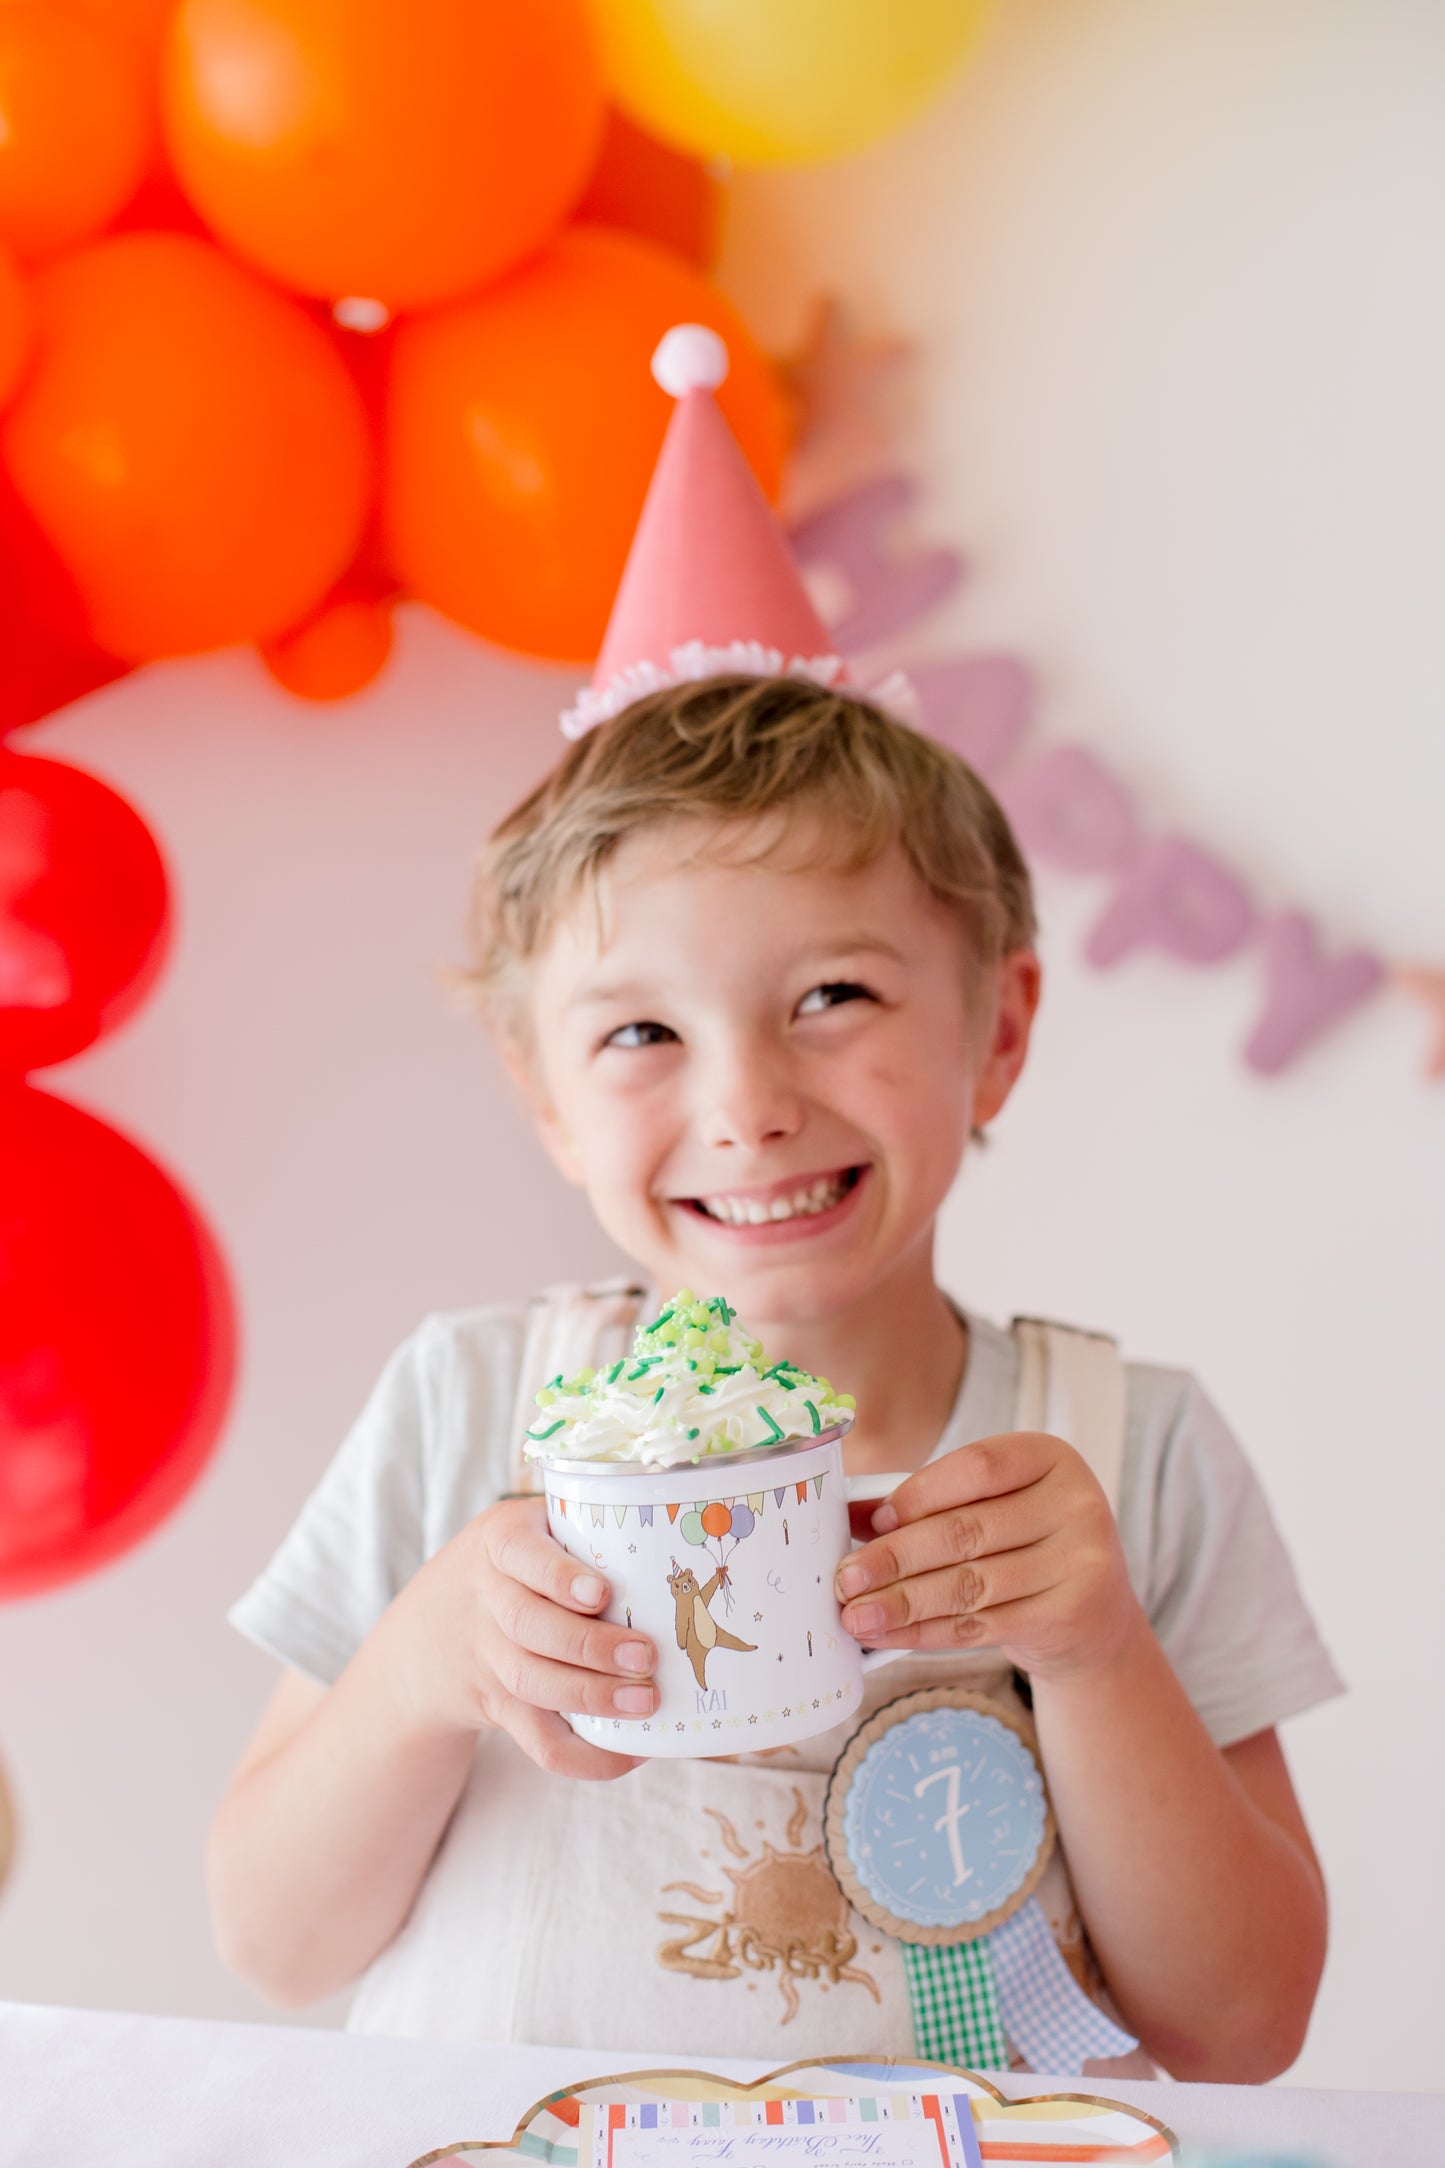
top-left (212, 331), bottom-right (1338, 2080)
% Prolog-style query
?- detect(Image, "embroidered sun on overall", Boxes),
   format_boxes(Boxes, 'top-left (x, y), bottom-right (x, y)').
top-left (427, 1280), bottom-right (1150, 2076)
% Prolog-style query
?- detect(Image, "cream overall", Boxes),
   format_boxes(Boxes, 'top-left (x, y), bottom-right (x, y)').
top-left (346, 1284), bottom-right (1151, 2072)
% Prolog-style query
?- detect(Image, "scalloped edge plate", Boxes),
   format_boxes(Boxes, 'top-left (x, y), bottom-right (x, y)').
top-left (405, 2054), bottom-right (1178, 2167)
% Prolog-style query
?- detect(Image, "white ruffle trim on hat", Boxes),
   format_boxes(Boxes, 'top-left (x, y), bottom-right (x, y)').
top-left (560, 641), bottom-right (920, 740)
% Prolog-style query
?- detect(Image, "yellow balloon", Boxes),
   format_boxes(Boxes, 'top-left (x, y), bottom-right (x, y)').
top-left (585, 0), bottom-right (990, 166)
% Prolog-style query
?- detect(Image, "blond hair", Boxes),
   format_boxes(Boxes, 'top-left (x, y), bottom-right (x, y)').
top-left (464, 674), bottom-right (1035, 1040)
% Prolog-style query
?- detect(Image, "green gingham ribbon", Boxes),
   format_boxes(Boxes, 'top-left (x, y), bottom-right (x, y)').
top-left (903, 1938), bottom-right (1007, 2069)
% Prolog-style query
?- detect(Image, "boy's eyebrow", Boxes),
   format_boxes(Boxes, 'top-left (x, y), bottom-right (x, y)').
top-left (562, 937), bottom-right (911, 1012)
top-left (563, 978), bottom-right (655, 1013)
top-left (790, 935), bottom-right (910, 966)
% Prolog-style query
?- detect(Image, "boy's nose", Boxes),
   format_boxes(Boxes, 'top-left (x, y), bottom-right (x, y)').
top-left (695, 1057), bottom-right (803, 1151)
top-left (699, 1102), bottom-right (801, 1150)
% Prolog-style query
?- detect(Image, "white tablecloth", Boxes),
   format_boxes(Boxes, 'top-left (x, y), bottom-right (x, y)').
top-left (0, 2002), bottom-right (1438, 2167)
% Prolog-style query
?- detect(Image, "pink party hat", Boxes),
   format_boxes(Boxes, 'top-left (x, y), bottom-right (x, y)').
top-left (560, 324), bottom-right (914, 738)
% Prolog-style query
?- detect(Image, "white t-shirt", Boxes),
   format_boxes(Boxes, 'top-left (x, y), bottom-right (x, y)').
top-left (230, 1305), bottom-right (1342, 2048)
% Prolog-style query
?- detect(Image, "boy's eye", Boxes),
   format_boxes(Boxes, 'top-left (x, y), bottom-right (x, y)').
top-left (604, 1019), bottom-right (678, 1050)
top-left (796, 981), bottom-right (877, 1015)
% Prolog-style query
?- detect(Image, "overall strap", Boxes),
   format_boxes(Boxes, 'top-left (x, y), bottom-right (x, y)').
top-left (1010, 1317), bottom-right (1127, 1516)
top-left (508, 1278), bottom-right (648, 1492)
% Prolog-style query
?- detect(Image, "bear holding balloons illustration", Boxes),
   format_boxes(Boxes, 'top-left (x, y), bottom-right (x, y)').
top-left (667, 1497), bottom-right (759, 1690)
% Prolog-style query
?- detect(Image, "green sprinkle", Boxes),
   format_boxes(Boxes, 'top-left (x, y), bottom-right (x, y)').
top-left (526, 1419), bottom-right (564, 1440)
top-left (546, 1373), bottom-right (563, 1390)
top-left (687, 1427), bottom-right (699, 1439)
top-left (627, 1359), bottom-right (656, 1379)
top-left (642, 1306), bottom-right (674, 1336)
top-left (756, 1406), bottom-right (785, 1444)
top-left (652, 1385), bottom-right (664, 1403)
top-left (804, 1399), bottom-right (821, 1433)
top-left (696, 1382), bottom-right (714, 1394)
top-left (606, 1359), bottom-right (624, 1384)
top-left (715, 1363), bottom-right (741, 1375)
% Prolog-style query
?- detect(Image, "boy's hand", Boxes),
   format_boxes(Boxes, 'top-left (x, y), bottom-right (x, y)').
top-left (835, 1432), bottom-right (1143, 1680)
top-left (391, 1496), bottom-right (657, 1780)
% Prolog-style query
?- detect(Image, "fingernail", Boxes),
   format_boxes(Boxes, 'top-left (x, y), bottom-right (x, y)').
top-left (572, 1574), bottom-right (608, 1606)
top-left (847, 1603), bottom-right (884, 1637)
top-left (871, 1502), bottom-right (899, 1533)
top-left (613, 1685), bottom-right (656, 1715)
top-left (615, 1640), bottom-right (653, 1674)
top-left (836, 1560), bottom-right (870, 1599)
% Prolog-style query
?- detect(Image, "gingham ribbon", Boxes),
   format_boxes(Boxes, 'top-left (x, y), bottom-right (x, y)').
top-left (903, 1939), bottom-right (1007, 2070)
top-left (903, 1897), bottom-right (1138, 2075)
top-left (988, 1895), bottom-right (1139, 2074)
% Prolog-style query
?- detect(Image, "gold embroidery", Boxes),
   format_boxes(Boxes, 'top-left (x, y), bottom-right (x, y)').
top-left (656, 1788), bottom-right (881, 2023)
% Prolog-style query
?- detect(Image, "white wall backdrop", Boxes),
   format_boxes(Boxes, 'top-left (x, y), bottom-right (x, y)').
top-left (2, 0), bottom-right (1441, 2094)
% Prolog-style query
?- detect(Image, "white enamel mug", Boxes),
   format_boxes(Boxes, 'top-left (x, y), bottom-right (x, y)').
top-left (538, 1424), bottom-right (904, 1758)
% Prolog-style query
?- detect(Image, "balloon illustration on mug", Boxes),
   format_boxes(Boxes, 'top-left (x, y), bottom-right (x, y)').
top-left (676, 1495), bottom-right (756, 1615)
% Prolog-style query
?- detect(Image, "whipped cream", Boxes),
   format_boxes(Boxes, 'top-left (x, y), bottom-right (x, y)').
top-left (522, 1290), bottom-right (855, 1470)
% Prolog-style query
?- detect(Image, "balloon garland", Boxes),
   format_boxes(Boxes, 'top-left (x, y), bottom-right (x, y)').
top-left (0, 5), bottom-right (987, 1600)
top-left (0, 1083), bottom-right (235, 1599)
top-left (0, 753), bottom-right (235, 1600)
top-left (587, 0), bottom-right (990, 167)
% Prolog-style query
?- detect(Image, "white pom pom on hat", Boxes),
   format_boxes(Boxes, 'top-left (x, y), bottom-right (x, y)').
top-left (651, 323), bottom-right (730, 398)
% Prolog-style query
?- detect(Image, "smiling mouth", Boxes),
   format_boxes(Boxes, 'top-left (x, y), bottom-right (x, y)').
top-left (678, 1166), bottom-right (865, 1227)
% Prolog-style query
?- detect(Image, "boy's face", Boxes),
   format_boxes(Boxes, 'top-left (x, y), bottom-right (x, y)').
top-left (524, 816), bottom-right (1038, 1329)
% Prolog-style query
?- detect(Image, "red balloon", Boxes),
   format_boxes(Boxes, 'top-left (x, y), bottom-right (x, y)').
top-left (0, 463), bottom-right (131, 735)
top-left (0, 1083), bottom-right (236, 1599)
top-left (576, 109), bottom-right (723, 271)
top-left (0, 751), bottom-right (168, 1072)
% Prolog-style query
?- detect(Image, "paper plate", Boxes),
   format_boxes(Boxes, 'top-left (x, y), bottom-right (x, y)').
top-left (406, 2055), bottom-right (1178, 2167)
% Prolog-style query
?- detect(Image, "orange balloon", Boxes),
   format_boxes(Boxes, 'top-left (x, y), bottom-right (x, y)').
top-left (577, 109), bottom-right (723, 271)
top-left (0, 243), bottom-right (33, 409)
top-left (0, 3), bottom-right (152, 262)
top-left (161, 0), bottom-right (605, 310)
top-left (76, 0), bottom-right (182, 51)
top-left (384, 224), bottom-right (789, 663)
top-left (2, 233), bottom-right (372, 659)
top-left (700, 1501), bottom-right (731, 1539)
top-left (261, 595), bottom-right (394, 701)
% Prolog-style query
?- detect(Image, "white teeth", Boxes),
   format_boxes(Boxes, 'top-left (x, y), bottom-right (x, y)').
top-left (698, 1173), bottom-right (850, 1225)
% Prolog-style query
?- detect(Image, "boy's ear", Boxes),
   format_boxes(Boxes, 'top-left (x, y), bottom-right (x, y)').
top-left (500, 1039), bottom-right (586, 1187)
top-left (971, 949), bottom-right (1042, 1127)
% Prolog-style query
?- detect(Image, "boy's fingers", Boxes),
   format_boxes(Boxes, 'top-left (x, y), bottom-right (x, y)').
top-left (486, 1505), bottom-right (614, 1615)
top-left (848, 1588), bottom-right (1053, 1656)
top-left (840, 1540), bottom-right (1057, 1643)
top-left (838, 1489), bottom-right (1044, 1601)
top-left (872, 1432), bottom-right (1059, 1532)
top-left (503, 1698), bottom-right (644, 1782)
top-left (491, 1636), bottom-right (660, 1723)
top-left (494, 1581), bottom-right (656, 1681)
